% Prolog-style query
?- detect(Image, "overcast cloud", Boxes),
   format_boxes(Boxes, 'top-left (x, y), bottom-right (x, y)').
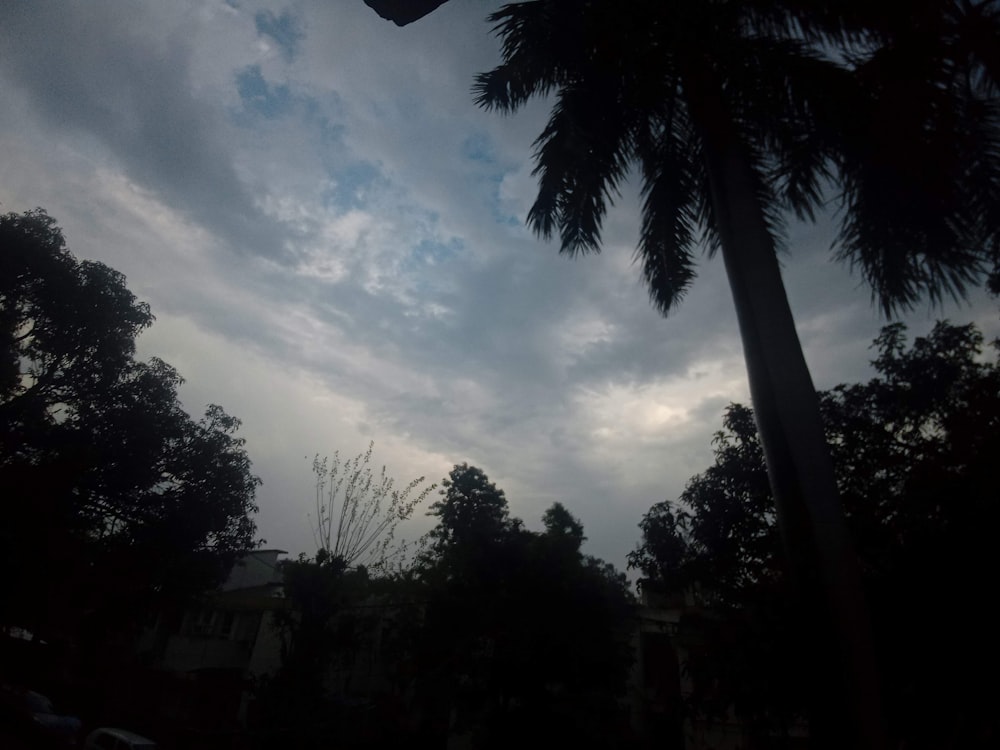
top-left (2, 0), bottom-right (997, 572)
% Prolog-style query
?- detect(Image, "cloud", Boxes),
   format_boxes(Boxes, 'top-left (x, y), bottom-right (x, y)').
top-left (0, 0), bottom-right (294, 262)
top-left (2, 0), bottom-right (997, 575)
top-left (236, 65), bottom-right (296, 118)
top-left (254, 9), bottom-right (305, 62)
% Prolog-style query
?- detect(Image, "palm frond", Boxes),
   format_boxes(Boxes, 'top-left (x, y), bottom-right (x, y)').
top-left (832, 17), bottom-right (999, 314)
top-left (959, 94), bottom-right (1000, 255)
top-left (741, 0), bottom-right (887, 49)
top-left (634, 121), bottom-right (703, 315)
top-left (955, 0), bottom-right (1000, 96)
top-left (473, 1), bottom-right (573, 113)
top-left (724, 35), bottom-right (858, 221)
top-left (473, 63), bottom-right (556, 114)
top-left (476, 0), bottom-right (999, 316)
top-left (527, 83), bottom-right (636, 254)
top-left (835, 151), bottom-right (986, 314)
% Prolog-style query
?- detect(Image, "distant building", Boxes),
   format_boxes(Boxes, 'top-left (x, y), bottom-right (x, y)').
top-left (137, 549), bottom-right (288, 731)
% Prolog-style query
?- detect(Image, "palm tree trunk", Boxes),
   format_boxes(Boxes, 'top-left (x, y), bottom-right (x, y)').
top-left (686, 74), bottom-right (886, 750)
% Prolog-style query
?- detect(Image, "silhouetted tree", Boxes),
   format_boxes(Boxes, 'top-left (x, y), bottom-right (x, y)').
top-left (541, 500), bottom-right (586, 549)
top-left (630, 321), bottom-right (1000, 749)
top-left (416, 466), bottom-right (635, 749)
top-left (426, 463), bottom-right (519, 554)
top-left (0, 209), bottom-right (260, 641)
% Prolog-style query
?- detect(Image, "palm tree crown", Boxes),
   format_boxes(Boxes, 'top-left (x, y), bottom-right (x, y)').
top-left (473, 0), bottom-right (999, 314)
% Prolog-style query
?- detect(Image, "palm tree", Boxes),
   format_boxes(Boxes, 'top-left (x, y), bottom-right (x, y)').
top-left (368, 2), bottom-right (1000, 746)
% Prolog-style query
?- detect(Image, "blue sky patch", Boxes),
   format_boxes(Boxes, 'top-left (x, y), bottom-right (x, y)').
top-left (254, 9), bottom-right (304, 62)
top-left (461, 132), bottom-right (495, 164)
top-left (322, 161), bottom-right (384, 210)
top-left (410, 237), bottom-right (462, 269)
top-left (236, 65), bottom-right (293, 119)
top-left (460, 132), bottom-right (522, 226)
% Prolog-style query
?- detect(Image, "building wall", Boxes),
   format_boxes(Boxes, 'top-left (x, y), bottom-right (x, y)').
top-left (142, 550), bottom-right (289, 732)
top-left (220, 549), bottom-right (284, 593)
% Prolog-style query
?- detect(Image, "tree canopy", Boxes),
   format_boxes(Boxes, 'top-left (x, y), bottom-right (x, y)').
top-left (414, 464), bottom-right (635, 748)
top-left (425, 462), bottom-right (519, 553)
top-left (251, 463), bottom-right (636, 748)
top-left (630, 320), bottom-right (1000, 749)
top-left (0, 209), bottom-right (260, 639)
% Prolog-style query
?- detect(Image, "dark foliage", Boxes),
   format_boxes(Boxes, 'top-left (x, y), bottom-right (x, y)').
top-left (250, 465), bottom-right (636, 749)
top-left (472, 0), bottom-right (1000, 316)
top-left (630, 321), bottom-right (1000, 748)
top-left (415, 464), bottom-right (636, 748)
top-left (0, 209), bottom-right (260, 641)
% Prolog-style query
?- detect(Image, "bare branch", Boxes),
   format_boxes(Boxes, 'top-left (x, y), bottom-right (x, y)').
top-left (311, 442), bottom-right (435, 572)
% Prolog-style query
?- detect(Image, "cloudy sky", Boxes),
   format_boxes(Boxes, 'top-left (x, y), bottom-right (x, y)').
top-left (2, 0), bottom-right (996, 573)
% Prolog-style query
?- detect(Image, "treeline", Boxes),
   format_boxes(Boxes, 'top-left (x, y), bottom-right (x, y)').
top-left (252, 464), bottom-right (637, 748)
top-left (253, 320), bottom-right (1000, 750)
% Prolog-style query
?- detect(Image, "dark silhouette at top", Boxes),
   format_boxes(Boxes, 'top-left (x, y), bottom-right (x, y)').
top-left (365, 0), bottom-right (449, 26)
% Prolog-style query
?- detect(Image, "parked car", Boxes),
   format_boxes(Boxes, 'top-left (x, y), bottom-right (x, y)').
top-left (84, 727), bottom-right (157, 750)
top-left (0, 683), bottom-right (82, 748)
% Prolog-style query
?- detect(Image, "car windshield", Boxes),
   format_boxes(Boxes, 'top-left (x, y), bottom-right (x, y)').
top-left (25, 692), bottom-right (55, 713)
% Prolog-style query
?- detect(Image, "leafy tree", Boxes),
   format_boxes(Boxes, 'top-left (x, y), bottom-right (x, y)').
top-left (416, 466), bottom-right (635, 748)
top-left (541, 500), bottom-right (585, 549)
top-left (0, 209), bottom-right (260, 639)
top-left (412, 464), bottom-right (523, 742)
top-left (630, 321), bottom-right (1000, 749)
top-left (1, 210), bottom-right (153, 445)
top-left (426, 462), bottom-right (519, 554)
